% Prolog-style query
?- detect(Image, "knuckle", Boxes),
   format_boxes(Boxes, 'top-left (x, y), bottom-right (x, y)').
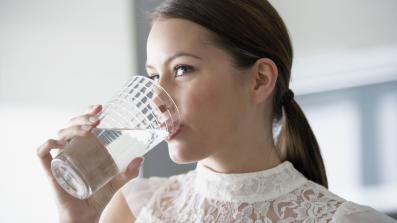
top-left (75, 125), bottom-right (85, 132)
top-left (57, 128), bottom-right (65, 137)
top-left (44, 139), bottom-right (53, 147)
top-left (66, 126), bottom-right (79, 136)
top-left (70, 114), bottom-right (91, 125)
top-left (79, 129), bottom-right (91, 137)
top-left (86, 105), bottom-right (96, 114)
top-left (68, 117), bottom-right (76, 124)
top-left (82, 114), bottom-right (91, 123)
top-left (74, 126), bottom-right (87, 136)
top-left (37, 139), bottom-right (54, 156)
top-left (68, 115), bottom-right (82, 125)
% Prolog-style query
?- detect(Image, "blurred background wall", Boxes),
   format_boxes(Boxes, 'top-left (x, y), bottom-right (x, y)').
top-left (0, 0), bottom-right (396, 221)
top-left (0, 0), bottom-right (135, 221)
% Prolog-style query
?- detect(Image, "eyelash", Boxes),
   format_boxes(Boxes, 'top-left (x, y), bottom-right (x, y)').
top-left (148, 64), bottom-right (194, 81)
top-left (174, 64), bottom-right (194, 77)
top-left (148, 74), bottom-right (160, 82)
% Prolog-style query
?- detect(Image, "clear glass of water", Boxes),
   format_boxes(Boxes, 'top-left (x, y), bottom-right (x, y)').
top-left (51, 75), bottom-right (180, 199)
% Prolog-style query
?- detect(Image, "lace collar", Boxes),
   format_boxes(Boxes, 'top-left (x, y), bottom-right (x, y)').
top-left (194, 161), bottom-right (308, 203)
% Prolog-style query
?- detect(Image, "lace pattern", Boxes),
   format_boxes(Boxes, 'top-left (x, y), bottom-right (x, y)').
top-left (194, 162), bottom-right (308, 202)
top-left (122, 161), bottom-right (386, 223)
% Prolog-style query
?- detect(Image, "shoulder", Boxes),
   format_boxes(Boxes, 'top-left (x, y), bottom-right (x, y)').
top-left (298, 181), bottom-right (396, 222)
top-left (120, 171), bottom-right (194, 217)
top-left (120, 176), bottom-right (168, 217)
top-left (122, 176), bottom-right (169, 199)
top-left (331, 201), bottom-right (396, 223)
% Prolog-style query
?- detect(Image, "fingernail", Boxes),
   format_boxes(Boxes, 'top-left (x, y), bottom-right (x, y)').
top-left (91, 104), bottom-right (100, 111)
top-left (89, 116), bottom-right (99, 123)
top-left (81, 125), bottom-right (92, 131)
top-left (128, 160), bottom-right (141, 171)
top-left (57, 140), bottom-right (66, 145)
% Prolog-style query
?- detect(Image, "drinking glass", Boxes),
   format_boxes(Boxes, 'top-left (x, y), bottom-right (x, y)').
top-left (51, 75), bottom-right (180, 199)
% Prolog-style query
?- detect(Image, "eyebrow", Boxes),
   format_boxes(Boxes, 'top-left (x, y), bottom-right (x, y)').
top-left (145, 52), bottom-right (202, 69)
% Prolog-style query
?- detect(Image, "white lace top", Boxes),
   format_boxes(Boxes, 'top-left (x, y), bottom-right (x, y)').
top-left (121, 161), bottom-right (396, 222)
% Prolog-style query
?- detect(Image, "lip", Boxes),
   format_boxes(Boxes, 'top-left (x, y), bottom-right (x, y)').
top-left (166, 125), bottom-right (182, 141)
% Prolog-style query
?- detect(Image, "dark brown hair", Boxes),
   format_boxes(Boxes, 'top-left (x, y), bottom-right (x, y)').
top-left (152, 0), bottom-right (328, 187)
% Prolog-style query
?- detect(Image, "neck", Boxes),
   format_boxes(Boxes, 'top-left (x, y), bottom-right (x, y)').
top-left (200, 122), bottom-right (281, 174)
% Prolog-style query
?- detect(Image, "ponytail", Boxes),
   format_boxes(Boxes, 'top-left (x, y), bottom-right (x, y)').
top-left (277, 90), bottom-right (328, 188)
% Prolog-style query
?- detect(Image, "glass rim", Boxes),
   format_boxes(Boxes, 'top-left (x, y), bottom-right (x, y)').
top-left (98, 75), bottom-right (181, 133)
top-left (130, 74), bottom-right (180, 123)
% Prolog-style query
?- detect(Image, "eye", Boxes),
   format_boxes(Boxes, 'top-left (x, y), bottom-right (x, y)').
top-left (174, 65), bottom-right (194, 77)
top-left (148, 74), bottom-right (160, 82)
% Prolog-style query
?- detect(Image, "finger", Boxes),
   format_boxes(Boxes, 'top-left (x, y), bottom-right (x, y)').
top-left (57, 125), bottom-right (94, 141)
top-left (111, 157), bottom-right (144, 189)
top-left (85, 104), bottom-right (102, 115)
top-left (125, 157), bottom-right (144, 179)
top-left (36, 139), bottom-right (67, 177)
top-left (37, 139), bottom-right (81, 199)
top-left (69, 114), bottom-right (100, 126)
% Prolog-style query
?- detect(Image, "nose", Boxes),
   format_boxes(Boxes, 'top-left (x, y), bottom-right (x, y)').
top-left (149, 78), bottom-right (180, 135)
top-left (152, 74), bottom-right (178, 112)
top-left (156, 75), bottom-right (171, 94)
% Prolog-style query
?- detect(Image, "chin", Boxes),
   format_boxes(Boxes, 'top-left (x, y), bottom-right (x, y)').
top-left (167, 143), bottom-right (204, 164)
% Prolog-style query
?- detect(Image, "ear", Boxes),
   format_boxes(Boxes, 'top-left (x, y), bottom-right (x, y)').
top-left (249, 58), bottom-right (278, 104)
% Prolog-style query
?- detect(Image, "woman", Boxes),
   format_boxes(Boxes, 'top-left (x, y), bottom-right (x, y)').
top-left (37, 0), bottom-right (396, 222)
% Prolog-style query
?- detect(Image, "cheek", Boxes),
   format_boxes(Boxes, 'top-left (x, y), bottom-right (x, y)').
top-left (180, 81), bottom-right (219, 122)
top-left (178, 78), bottom-right (241, 132)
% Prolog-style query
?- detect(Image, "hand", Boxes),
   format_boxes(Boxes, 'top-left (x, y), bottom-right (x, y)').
top-left (37, 104), bottom-right (144, 223)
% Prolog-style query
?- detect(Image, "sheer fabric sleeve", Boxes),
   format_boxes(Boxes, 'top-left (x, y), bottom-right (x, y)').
top-left (121, 177), bottom-right (168, 218)
top-left (332, 201), bottom-right (397, 223)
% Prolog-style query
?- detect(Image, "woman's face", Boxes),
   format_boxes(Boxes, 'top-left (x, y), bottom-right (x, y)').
top-left (146, 18), bottom-right (253, 164)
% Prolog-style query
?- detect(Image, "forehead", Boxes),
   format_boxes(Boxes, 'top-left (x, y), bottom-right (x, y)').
top-left (147, 18), bottom-right (214, 61)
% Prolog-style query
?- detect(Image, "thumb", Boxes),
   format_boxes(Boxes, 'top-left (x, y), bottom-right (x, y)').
top-left (125, 157), bottom-right (144, 179)
top-left (109, 157), bottom-right (144, 191)
top-left (111, 157), bottom-right (144, 189)
top-left (113, 157), bottom-right (144, 188)
top-left (86, 157), bottom-right (144, 213)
